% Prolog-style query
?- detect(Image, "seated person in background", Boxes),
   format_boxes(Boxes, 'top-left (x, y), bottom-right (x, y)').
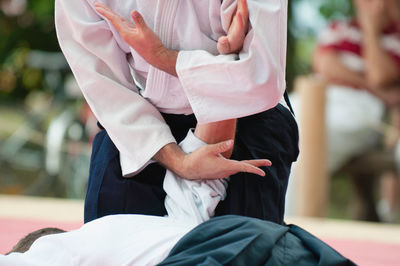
top-left (288, 0), bottom-right (400, 221)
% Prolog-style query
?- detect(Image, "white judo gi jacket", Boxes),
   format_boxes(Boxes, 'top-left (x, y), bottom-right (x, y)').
top-left (55, 0), bottom-right (288, 176)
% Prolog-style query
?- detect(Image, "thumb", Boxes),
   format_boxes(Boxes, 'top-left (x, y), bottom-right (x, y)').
top-left (217, 36), bottom-right (231, 54)
top-left (208, 140), bottom-right (234, 155)
top-left (131, 10), bottom-right (147, 29)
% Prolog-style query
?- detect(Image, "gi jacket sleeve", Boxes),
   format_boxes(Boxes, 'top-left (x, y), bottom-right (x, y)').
top-left (55, 0), bottom-right (176, 173)
top-left (176, 0), bottom-right (288, 124)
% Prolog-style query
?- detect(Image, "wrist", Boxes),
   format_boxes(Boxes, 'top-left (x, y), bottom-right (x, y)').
top-left (153, 142), bottom-right (187, 176)
top-left (152, 46), bottom-right (178, 77)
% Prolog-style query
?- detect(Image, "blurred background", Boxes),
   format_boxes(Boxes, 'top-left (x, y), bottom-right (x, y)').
top-left (0, 0), bottom-right (399, 225)
top-left (0, 0), bottom-right (96, 199)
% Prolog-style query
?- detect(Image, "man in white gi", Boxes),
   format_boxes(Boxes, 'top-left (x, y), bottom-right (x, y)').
top-left (56, 0), bottom-right (298, 225)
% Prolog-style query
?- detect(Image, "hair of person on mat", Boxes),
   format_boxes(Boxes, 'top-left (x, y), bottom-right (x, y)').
top-left (6, 227), bottom-right (66, 255)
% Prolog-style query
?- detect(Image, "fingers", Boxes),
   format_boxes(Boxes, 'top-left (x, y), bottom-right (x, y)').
top-left (242, 159), bottom-right (272, 167)
top-left (228, 160), bottom-right (266, 176)
top-left (94, 3), bottom-right (146, 34)
top-left (217, 12), bottom-right (244, 55)
top-left (237, 0), bottom-right (249, 34)
top-left (131, 10), bottom-right (147, 29)
top-left (235, 11), bottom-right (245, 32)
top-left (238, 0), bottom-right (249, 20)
top-left (207, 140), bottom-right (234, 155)
top-left (224, 158), bottom-right (271, 177)
top-left (217, 0), bottom-right (249, 55)
top-left (94, 3), bottom-right (119, 22)
top-left (94, 3), bottom-right (113, 19)
top-left (94, 3), bottom-right (132, 33)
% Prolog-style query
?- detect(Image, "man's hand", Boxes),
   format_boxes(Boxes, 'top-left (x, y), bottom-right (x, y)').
top-left (155, 140), bottom-right (271, 181)
top-left (181, 140), bottom-right (271, 180)
top-left (94, 3), bottom-right (178, 76)
top-left (217, 0), bottom-right (249, 55)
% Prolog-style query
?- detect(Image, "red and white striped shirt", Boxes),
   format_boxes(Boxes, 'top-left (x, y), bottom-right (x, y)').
top-left (318, 19), bottom-right (400, 75)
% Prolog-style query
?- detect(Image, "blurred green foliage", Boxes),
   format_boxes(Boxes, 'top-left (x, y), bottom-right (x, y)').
top-left (0, 0), bottom-right (58, 101)
top-left (318, 0), bottom-right (355, 20)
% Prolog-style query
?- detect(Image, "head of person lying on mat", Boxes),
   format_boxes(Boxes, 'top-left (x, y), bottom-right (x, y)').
top-left (7, 227), bottom-right (66, 254)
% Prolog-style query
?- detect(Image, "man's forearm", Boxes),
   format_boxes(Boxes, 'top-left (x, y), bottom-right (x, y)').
top-left (194, 119), bottom-right (237, 159)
